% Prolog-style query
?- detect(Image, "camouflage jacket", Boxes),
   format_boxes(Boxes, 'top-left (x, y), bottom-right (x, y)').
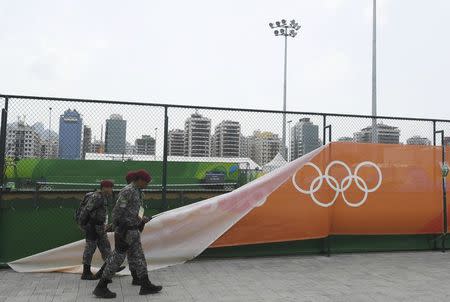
top-left (111, 183), bottom-right (144, 228)
top-left (79, 191), bottom-right (109, 225)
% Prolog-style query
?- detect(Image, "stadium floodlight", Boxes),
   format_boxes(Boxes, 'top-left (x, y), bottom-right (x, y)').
top-left (268, 18), bottom-right (301, 160)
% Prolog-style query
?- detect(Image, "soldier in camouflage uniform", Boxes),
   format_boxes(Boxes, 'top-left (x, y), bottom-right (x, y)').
top-left (93, 170), bottom-right (162, 298)
top-left (79, 180), bottom-right (114, 280)
top-left (125, 171), bottom-right (143, 286)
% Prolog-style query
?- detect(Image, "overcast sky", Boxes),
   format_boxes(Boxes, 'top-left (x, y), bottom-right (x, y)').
top-left (1, 0), bottom-right (450, 147)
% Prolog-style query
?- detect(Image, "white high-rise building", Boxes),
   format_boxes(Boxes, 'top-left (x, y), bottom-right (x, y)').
top-left (169, 129), bottom-right (185, 156)
top-left (40, 137), bottom-right (59, 158)
top-left (135, 135), bottom-right (156, 155)
top-left (6, 119), bottom-right (41, 158)
top-left (243, 130), bottom-right (281, 166)
top-left (184, 112), bottom-right (211, 157)
top-left (354, 124), bottom-right (400, 144)
top-left (211, 120), bottom-right (241, 157)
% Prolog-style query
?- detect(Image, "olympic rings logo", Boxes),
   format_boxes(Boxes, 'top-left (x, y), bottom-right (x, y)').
top-left (292, 161), bottom-right (382, 208)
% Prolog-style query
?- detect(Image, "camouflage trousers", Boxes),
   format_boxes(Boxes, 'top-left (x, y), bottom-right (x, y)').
top-left (82, 225), bottom-right (112, 265)
top-left (127, 248), bottom-right (138, 273)
top-left (102, 229), bottom-right (148, 279)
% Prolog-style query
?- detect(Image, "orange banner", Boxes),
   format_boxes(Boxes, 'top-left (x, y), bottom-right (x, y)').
top-left (212, 143), bottom-right (450, 247)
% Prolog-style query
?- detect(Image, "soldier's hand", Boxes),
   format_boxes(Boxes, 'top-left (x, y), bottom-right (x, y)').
top-left (138, 216), bottom-right (151, 232)
top-left (142, 216), bottom-right (151, 224)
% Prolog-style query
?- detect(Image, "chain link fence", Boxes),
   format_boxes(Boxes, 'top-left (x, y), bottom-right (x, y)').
top-left (0, 94), bottom-right (450, 263)
top-left (0, 94), bottom-right (449, 195)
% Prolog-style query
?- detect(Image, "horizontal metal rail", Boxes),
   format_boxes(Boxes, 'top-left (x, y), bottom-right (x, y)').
top-left (2, 93), bottom-right (450, 122)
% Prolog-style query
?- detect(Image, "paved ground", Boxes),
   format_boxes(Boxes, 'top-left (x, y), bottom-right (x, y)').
top-left (1, 251), bottom-right (450, 301)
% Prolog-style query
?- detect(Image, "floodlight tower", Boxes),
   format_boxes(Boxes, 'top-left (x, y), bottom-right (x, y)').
top-left (269, 19), bottom-right (301, 159)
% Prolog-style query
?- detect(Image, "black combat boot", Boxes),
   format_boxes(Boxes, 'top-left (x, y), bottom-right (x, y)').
top-left (93, 263), bottom-right (107, 280)
top-left (93, 278), bottom-right (116, 299)
top-left (81, 264), bottom-right (95, 280)
top-left (130, 269), bottom-right (141, 286)
top-left (139, 274), bottom-right (162, 295)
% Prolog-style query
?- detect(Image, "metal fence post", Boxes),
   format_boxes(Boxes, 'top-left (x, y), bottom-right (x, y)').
top-left (433, 121), bottom-right (436, 146)
top-left (324, 125), bottom-right (332, 143)
top-left (0, 97), bottom-right (9, 190)
top-left (322, 115), bottom-right (332, 256)
top-left (432, 120), bottom-right (437, 249)
top-left (161, 106), bottom-right (169, 211)
top-left (441, 131), bottom-right (447, 252)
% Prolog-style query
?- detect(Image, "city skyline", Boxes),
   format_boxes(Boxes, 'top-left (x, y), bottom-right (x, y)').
top-left (6, 93), bottom-right (450, 160)
top-left (5, 109), bottom-right (450, 163)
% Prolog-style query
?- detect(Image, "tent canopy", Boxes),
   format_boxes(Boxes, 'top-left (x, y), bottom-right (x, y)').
top-left (263, 153), bottom-right (287, 173)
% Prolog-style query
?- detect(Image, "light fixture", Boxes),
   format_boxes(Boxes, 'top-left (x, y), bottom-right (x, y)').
top-left (268, 18), bottom-right (302, 161)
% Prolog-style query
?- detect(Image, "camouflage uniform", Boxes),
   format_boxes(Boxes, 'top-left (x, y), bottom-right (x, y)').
top-left (80, 191), bottom-right (112, 265)
top-left (101, 183), bottom-right (148, 280)
top-left (127, 249), bottom-right (138, 276)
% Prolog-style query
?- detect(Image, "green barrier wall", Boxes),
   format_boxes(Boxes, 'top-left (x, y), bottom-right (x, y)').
top-left (0, 191), bottom-right (217, 264)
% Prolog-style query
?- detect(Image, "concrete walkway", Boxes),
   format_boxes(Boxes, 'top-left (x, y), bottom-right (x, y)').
top-left (1, 251), bottom-right (450, 301)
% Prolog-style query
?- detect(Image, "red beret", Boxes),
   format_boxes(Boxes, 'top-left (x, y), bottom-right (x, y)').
top-left (134, 169), bottom-right (152, 183)
top-left (125, 171), bottom-right (136, 184)
top-left (100, 180), bottom-right (114, 188)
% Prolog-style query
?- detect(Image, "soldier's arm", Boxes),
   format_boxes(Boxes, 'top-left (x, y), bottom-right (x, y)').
top-left (79, 195), bottom-right (94, 225)
top-left (116, 191), bottom-right (141, 228)
top-left (88, 196), bottom-right (104, 225)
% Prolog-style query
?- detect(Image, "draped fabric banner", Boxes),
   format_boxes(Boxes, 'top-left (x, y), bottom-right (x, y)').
top-left (8, 145), bottom-right (324, 274)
